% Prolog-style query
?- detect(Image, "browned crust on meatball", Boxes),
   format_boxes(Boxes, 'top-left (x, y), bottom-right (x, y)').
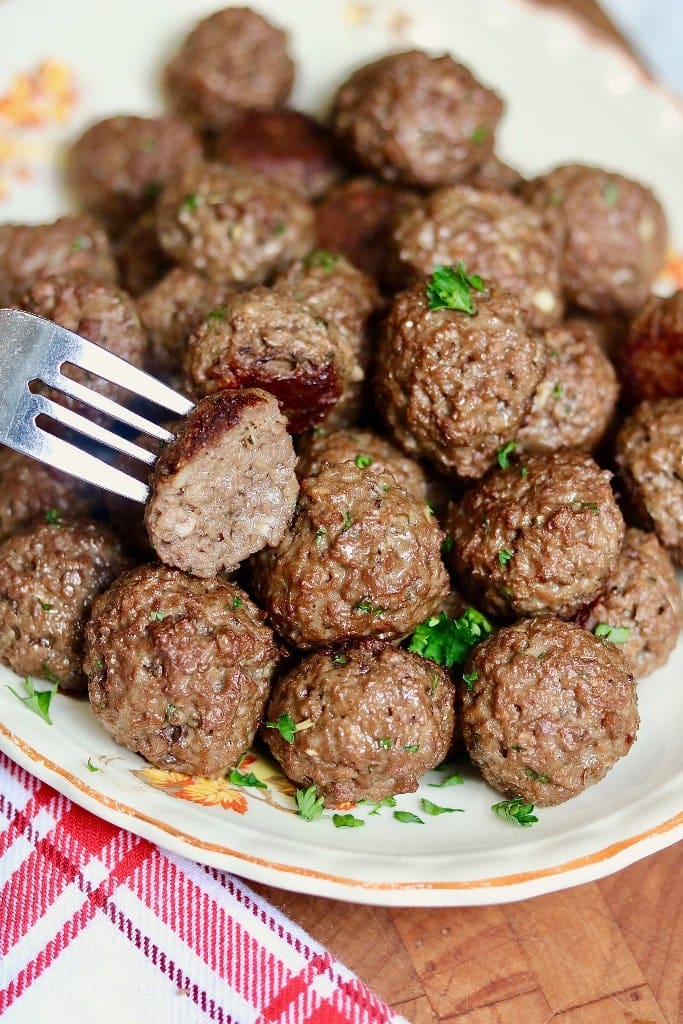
top-left (116, 211), bottom-right (171, 298)
top-left (461, 616), bottom-right (638, 806)
top-left (262, 638), bottom-right (455, 804)
top-left (620, 290), bottom-right (683, 404)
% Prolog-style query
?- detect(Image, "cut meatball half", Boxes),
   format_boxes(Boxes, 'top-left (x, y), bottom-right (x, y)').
top-left (145, 389), bottom-right (298, 578)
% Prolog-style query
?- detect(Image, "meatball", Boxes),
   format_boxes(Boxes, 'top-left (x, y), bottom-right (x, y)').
top-left (315, 175), bottom-right (418, 286)
top-left (145, 389), bottom-right (298, 578)
top-left (462, 154), bottom-right (525, 193)
top-left (249, 461), bottom-right (449, 647)
top-left (461, 616), bottom-right (638, 807)
top-left (331, 49), bottom-right (503, 187)
top-left (84, 565), bottom-right (280, 777)
top-left (620, 290), bottom-right (683, 404)
top-left (185, 286), bottom-right (363, 434)
top-left (615, 398), bottom-right (683, 565)
top-left (0, 448), bottom-right (100, 543)
top-left (521, 163), bottom-right (667, 316)
top-left (0, 518), bottom-right (129, 692)
top-left (577, 529), bottom-right (682, 678)
top-left (116, 211), bottom-right (171, 298)
top-left (66, 115), bottom-right (203, 232)
top-left (0, 214), bottom-right (117, 307)
top-left (447, 452), bottom-right (625, 619)
top-left (295, 427), bottom-right (428, 502)
top-left (137, 267), bottom-right (237, 389)
top-left (212, 108), bottom-right (344, 200)
top-left (156, 161), bottom-right (315, 285)
top-left (262, 638), bottom-right (455, 804)
top-left (374, 280), bottom-right (546, 478)
top-left (390, 186), bottom-right (563, 330)
top-left (517, 317), bottom-right (619, 454)
top-left (163, 6), bottom-right (294, 130)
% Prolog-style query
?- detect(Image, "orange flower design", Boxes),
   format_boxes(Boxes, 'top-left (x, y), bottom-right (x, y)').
top-left (174, 777), bottom-right (248, 813)
top-left (656, 249), bottom-right (683, 292)
top-left (135, 767), bottom-right (191, 788)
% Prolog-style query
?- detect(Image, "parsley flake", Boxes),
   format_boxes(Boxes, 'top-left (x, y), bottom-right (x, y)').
top-left (394, 810), bottom-right (424, 825)
top-left (229, 768), bottom-right (267, 789)
top-left (230, 597), bottom-right (243, 610)
top-left (492, 798), bottom-right (538, 827)
top-left (552, 382), bottom-right (564, 399)
top-left (575, 501), bottom-right (600, 513)
top-left (341, 509), bottom-right (353, 531)
top-left (207, 307), bottom-right (226, 323)
top-left (333, 813), bottom-right (364, 828)
top-left (497, 440), bottom-right (518, 469)
top-left (45, 508), bottom-right (63, 526)
top-left (407, 606), bottom-right (492, 668)
top-left (39, 600), bottom-right (54, 612)
top-left (421, 798), bottom-right (464, 816)
top-left (594, 623), bottom-right (630, 644)
top-left (295, 785), bottom-right (325, 822)
top-left (378, 737), bottom-right (393, 750)
top-left (304, 249), bottom-right (340, 272)
top-left (359, 795), bottom-right (397, 816)
top-left (331, 652), bottom-right (348, 667)
top-left (471, 125), bottom-right (488, 144)
top-left (603, 180), bottom-right (619, 206)
top-left (149, 610), bottom-right (166, 622)
top-left (441, 535), bottom-right (454, 556)
top-left (429, 771), bottom-right (463, 788)
top-left (266, 712), bottom-right (297, 743)
top-left (7, 676), bottom-right (57, 724)
top-left (354, 453), bottom-right (373, 469)
top-left (498, 548), bottom-right (513, 569)
top-left (462, 670), bottom-right (478, 691)
top-left (181, 192), bottom-right (201, 212)
top-left (524, 767), bottom-right (550, 783)
top-left (86, 757), bottom-right (100, 773)
top-left (403, 743), bottom-right (420, 753)
top-left (70, 235), bottom-right (91, 253)
top-left (425, 263), bottom-right (486, 315)
top-left (314, 525), bottom-right (327, 544)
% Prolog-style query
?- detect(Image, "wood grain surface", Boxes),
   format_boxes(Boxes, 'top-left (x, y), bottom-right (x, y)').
top-left (254, 3), bottom-right (683, 1022)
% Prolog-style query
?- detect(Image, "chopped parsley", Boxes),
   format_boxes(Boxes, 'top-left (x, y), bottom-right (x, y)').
top-left (407, 607), bottom-right (492, 669)
top-left (498, 548), bottom-right (513, 569)
top-left (273, 221), bottom-right (287, 235)
top-left (429, 771), bottom-right (463, 788)
top-left (331, 652), bottom-right (348, 667)
top-left (471, 125), bottom-right (488, 144)
top-left (312, 426), bottom-right (326, 437)
top-left (165, 703), bottom-right (176, 720)
top-left (295, 785), bottom-right (325, 822)
top-left (206, 307), bottom-right (226, 323)
top-left (403, 743), bottom-right (420, 753)
top-left (181, 192), bottom-right (201, 212)
top-left (524, 767), bottom-right (550, 783)
top-left (314, 525), bottom-right (327, 544)
top-left (45, 508), bottom-right (63, 526)
top-left (519, 465), bottom-right (529, 478)
top-left (491, 798), bottom-right (538, 827)
top-left (229, 768), bottom-right (267, 789)
top-left (354, 453), bottom-right (373, 469)
top-left (38, 600), bottom-right (54, 612)
top-left (394, 810), bottom-right (424, 825)
top-left (575, 501), bottom-right (600, 513)
top-left (497, 440), bottom-right (518, 469)
top-left (69, 235), bottom-right (91, 252)
top-left (304, 249), bottom-right (340, 272)
top-left (354, 598), bottom-right (384, 615)
top-left (462, 670), bottom-right (478, 691)
top-left (441, 535), bottom-right (454, 556)
top-left (594, 623), bottom-right (630, 644)
top-left (230, 596), bottom-right (243, 610)
top-left (41, 664), bottom-right (62, 687)
top-left (421, 798), bottom-right (464, 816)
top-left (359, 795), bottom-right (397, 816)
top-left (425, 263), bottom-right (486, 315)
top-left (86, 757), bottom-right (100, 773)
top-left (333, 813), bottom-right (364, 828)
top-left (552, 382), bottom-right (564, 398)
top-left (149, 610), bottom-right (166, 622)
top-left (266, 712), bottom-right (297, 743)
top-left (603, 180), bottom-right (619, 206)
top-left (7, 676), bottom-right (57, 725)
top-left (378, 737), bottom-right (393, 750)
top-left (341, 509), bottom-right (353, 531)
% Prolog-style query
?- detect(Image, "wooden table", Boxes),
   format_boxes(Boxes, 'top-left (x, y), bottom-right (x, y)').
top-left (255, 3), bottom-right (683, 1021)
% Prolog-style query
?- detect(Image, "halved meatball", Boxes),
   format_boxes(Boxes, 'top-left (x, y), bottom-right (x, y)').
top-left (145, 389), bottom-right (298, 578)
top-left (85, 564), bottom-right (280, 777)
top-left (620, 290), bottom-right (683, 404)
top-left (461, 616), bottom-right (638, 806)
top-left (577, 528), bottom-right (682, 678)
top-left (447, 452), bottom-right (625, 619)
top-left (0, 517), bottom-right (129, 692)
top-left (249, 461), bottom-right (448, 647)
top-left (0, 447), bottom-right (100, 543)
top-left (262, 638), bottom-right (455, 804)
top-left (156, 161), bottom-right (315, 285)
top-left (331, 49), bottom-right (503, 187)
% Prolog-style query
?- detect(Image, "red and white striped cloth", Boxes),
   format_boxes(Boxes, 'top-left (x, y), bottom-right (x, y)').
top-left (0, 752), bottom-right (407, 1024)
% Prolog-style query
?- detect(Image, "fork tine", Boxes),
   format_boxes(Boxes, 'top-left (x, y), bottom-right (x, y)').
top-left (30, 423), bottom-right (149, 502)
top-left (32, 392), bottom-right (159, 465)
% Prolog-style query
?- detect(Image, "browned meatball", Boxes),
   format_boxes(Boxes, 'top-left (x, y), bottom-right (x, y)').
top-left (295, 427), bottom-right (428, 502)
top-left (315, 175), bottom-right (418, 286)
top-left (331, 50), bottom-right (503, 187)
top-left (462, 154), bottom-right (524, 193)
top-left (185, 286), bottom-right (363, 434)
top-left (620, 290), bottom-right (683, 404)
top-left (116, 211), bottom-right (171, 298)
top-left (461, 616), bottom-right (638, 807)
top-left (163, 7), bottom-right (294, 130)
top-left (521, 163), bottom-right (667, 316)
top-left (85, 565), bottom-right (280, 777)
top-left (0, 215), bottom-right (117, 307)
top-left (137, 267), bottom-right (237, 389)
top-left (447, 452), bottom-right (625, 619)
top-left (145, 389), bottom-right (298, 578)
top-left (212, 108), bottom-right (344, 200)
top-left (156, 161), bottom-right (314, 285)
top-left (0, 448), bottom-right (100, 543)
top-left (66, 115), bottom-right (203, 232)
top-left (374, 280), bottom-right (545, 479)
top-left (249, 461), bottom-right (449, 647)
top-left (0, 518), bottom-right (129, 692)
top-left (262, 638), bottom-right (455, 805)
top-left (517, 317), bottom-right (619, 454)
top-left (577, 529), bottom-right (682, 678)
top-left (615, 399), bottom-right (683, 565)
top-left (390, 186), bottom-right (563, 330)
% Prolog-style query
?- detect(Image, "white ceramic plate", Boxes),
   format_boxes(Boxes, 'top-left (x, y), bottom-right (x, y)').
top-left (0, 0), bottom-right (681, 907)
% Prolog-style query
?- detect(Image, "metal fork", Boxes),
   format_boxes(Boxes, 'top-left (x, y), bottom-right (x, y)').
top-left (0, 308), bottom-right (193, 503)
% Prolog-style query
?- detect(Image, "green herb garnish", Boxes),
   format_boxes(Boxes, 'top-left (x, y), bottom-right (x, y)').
top-left (407, 607), bottom-right (492, 668)
top-left (471, 125), bottom-right (488, 144)
top-left (333, 813), bottom-right (364, 828)
top-left (266, 712), bottom-right (297, 743)
top-left (603, 180), bottom-right (619, 206)
top-left (229, 768), bottom-right (267, 789)
top-left (331, 652), bottom-right (348, 667)
top-left (497, 440), bottom-right (518, 470)
top-left (230, 597), bottom-right (243, 610)
top-left (295, 785), bottom-right (325, 822)
top-left (429, 771), bottom-right (463, 788)
top-left (206, 307), bottom-right (226, 323)
top-left (7, 676), bottom-right (57, 724)
top-left (552, 382), bottom-right (564, 399)
top-left (181, 192), bottom-right (201, 212)
top-left (498, 548), bottom-right (513, 569)
top-left (425, 263), bottom-right (486, 315)
top-left (421, 798), bottom-right (464, 816)
top-left (594, 623), bottom-right (630, 644)
top-left (341, 509), bottom-right (353, 531)
top-left (354, 453), bottom-right (373, 469)
top-left (492, 797), bottom-right (538, 827)
top-left (45, 508), bottom-right (63, 526)
top-left (39, 600), bottom-right (54, 612)
top-left (394, 811), bottom-right (424, 825)
top-left (441, 535), bottom-right (454, 556)
top-left (524, 767), bottom-right (550, 783)
top-left (403, 744), bottom-right (420, 753)
top-left (378, 737), bottom-right (393, 750)
top-left (86, 757), bottom-right (99, 773)
top-left (304, 249), bottom-right (340, 272)
top-left (149, 610), bottom-right (166, 622)
top-left (462, 670), bottom-right (478, 691)
top-left (359, 796), bottom-right (397, 816)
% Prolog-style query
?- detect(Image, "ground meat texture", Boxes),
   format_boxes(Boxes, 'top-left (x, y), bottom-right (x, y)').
top-left (390, 186), bottom-right (564, 331)
top-left (517, 318), bottom-right (619, 455)
top-left (374, 282), bottom-right (545, 479)
top-left (249, 461), bottom-right (449, 648)
top-left (315, 176), bottom-right (418, 286)
top-left (156, 161), bottom-right (314, 285)
top-left (0, 215), bottom-right (117, 307)
top-left (331, 50), bottom-right (503, 188)
top-left (447, 452), bottom-right (625, 619)
top-left (295, 427), bottom-right (428, 502)
top-left (263, 638), bottom-right (454, 804)
top-left (521, 163), bottom-right (667, 316)
top-left (66, 115), bottom-right (203, 232)
top-left (163, 7), bottom-right (294, 131)
top-left (84, 565), bottom-right (280, 777)
top-left (620, 290), bottom-right (683, 404)
top-left (145, 389), bottom-right (297, 578)
top-left (615, 399), bottom-right (683, 565)
top-left (461, 616), bottom-right (638, 807)
top-left (212, 108), bottom-right (344, 200)
top-left (0, 518), bottom-right (129, 692)
top-left (462, 154), bottom-right (525, 194)
top-left (0, 448), bottom-right (100, 543)
top-left (576, 529), bottom-right (682, 679)
top-left (116, 211), bottom-right (171, 298)
top-left (185, 286), bottom-right (363, 434)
